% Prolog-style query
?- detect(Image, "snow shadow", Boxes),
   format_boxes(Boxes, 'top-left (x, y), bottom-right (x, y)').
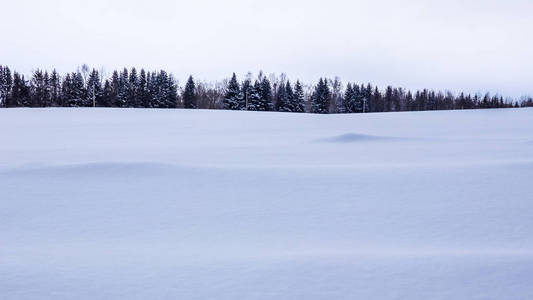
top-left (316, 133), bottom-right (407, 143)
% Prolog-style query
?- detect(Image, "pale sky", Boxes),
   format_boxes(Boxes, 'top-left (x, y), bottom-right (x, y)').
top-left (2, 0), bottom-right (532, 97)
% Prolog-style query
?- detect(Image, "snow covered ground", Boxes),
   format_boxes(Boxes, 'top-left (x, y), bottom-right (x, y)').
top-left (1, 108), bottom-right (532, 299)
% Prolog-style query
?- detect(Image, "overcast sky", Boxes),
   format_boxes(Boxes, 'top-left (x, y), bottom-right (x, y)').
top-left (2, 0), bottom-right (532, 97)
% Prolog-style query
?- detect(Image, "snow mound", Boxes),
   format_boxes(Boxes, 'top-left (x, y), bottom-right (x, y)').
top-left (317, 132), bottom-right (404, 143)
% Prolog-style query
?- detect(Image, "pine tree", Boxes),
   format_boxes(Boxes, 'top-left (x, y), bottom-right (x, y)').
top-left (292, 80), bottom-right (305, 113)
top-left (373, 87), bottom-right (382, 112)
top-left (342, 83), bottom-right (355, 113)
top-left (139, 69), bottom-right (151, 108)
top-left (43, 71), bottom-right (51, 107)
top-left (86, 69), bottom-right (102, 107)
top-left (72, 71), bottom-right (86, 106)
top-left (0, 66), bottom-right (13, 107)
top-left (12, 72), bottom-right (30, 107)
top-left (353, 84), bottom-right (364, 113)
top-left (30, 69), bottom-right (48, 107)
top-left (183, 75), bottom-right (197, 109)
top-left (240, 78), bottom-right (252, 110)
top-left (247, 80), bottom-right (262, 111)
top-left (406, 91), bottom-right (414, 111)
top-left (275, 81), bottom-right (287, 111)
top-left (223, 73), bottom-right (240, 110)
top-left (117, 68), bottom-right (129, 107)
top-left (384, 86), bottom-right (393, 112)
top-left (311, 78), bottom-right (330, 114)
top-left (285, 81), bottom-right (295, 112)
top-left (101, 80), bottom-right (113, 107)
top-left (127, 68), bottom-right (138, 107)
top-left (110, 70), bottom-right (120, 107)
top-left (153, 71), bottom-right (177, 108)
top-left (259, 77), bottom-right (273, 111)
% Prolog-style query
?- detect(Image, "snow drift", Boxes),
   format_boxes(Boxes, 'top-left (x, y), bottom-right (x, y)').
top-left (1, 108), bottom-right (532, 299)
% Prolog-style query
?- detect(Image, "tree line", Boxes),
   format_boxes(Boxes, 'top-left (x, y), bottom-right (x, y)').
top-left (1, 65), bottom-right (531, 113)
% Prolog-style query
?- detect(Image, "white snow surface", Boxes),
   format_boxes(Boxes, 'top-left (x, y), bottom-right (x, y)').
top-left (1, 108), bottom-right (532, 299)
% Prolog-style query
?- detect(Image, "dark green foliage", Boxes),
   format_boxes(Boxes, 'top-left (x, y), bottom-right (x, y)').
top-left (223, 73), bottom-right (240, 110)
top-left (292, 80), bottom-right (305, 113)
top-left (311, 78), bottom-right (330, 114)
top-left (183, 75), bottom-right (197, 109)
top-left (259, 77), bottom-right (273, 111)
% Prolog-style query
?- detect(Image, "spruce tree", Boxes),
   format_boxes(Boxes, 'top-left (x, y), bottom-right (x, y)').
top-left (12, 72), bottom-right (30, 107)
top-left (139, 69), bottom-right (151, 108)
top-left (240, 78), bottom-right (252, 110)
top-left (183, 75), bottom-right (197, 109)
top-left (285, 81), bottom-right (295, 112)
top-left (110, 70), bottom-right (120, 107)
top-left (128, 68), bottom-right (138, 107)
top-left (87, 69), bottom-right (102, 107)
top-left (49, 70), bottom-right (60, 106)
top-left (223, 73), bottom-right (240, 110)
top-left (43, 71), bottom-right (51, 107)
top-left (0, 66), bottom-right (13, 107)
top-left (117, 68), bottom-right (129, 107)
top-left (342, 83), bottom-right (354, 113)
top-left (384, 86), bottom-right (393, 112)
top-left (247, 80), bottom-right (262, 111)
top-left (275, 81), bottom-right (287, 111)
top-left (30, 69), bottom-right (48, 107)
top-left (72, 71), bottom-right (86, 107)
top-left (259, 77), bottom-right (273, 111)
top-left (373, 87), bottom-right (382, 112)
top-left (292, 80), bottom-right (305, 113)
top-left (156, 71), bottom-right (177, 108)
top-left (311, 78), bottom-right (330, 114)
top-left (101, 80), bottom-right (113, 107)
top-left (353, 84), bottom-right (364, 113)
top-left (406, 91), bottom-right (414, 111)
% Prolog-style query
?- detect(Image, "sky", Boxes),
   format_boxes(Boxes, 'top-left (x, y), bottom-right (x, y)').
top-left (1, 0), bottom-right (532, 97)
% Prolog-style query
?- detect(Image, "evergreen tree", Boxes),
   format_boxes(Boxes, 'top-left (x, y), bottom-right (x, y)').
top-left (292, 80), bottom-right (305, 113)
top-left (0, 66), bottom-right (13, 107)
top-left (247, 80), bottom-right (262, 111)
top-left (86, 69), bottom-right (102, 107)
top-left (49, 70), bottom-right (61, 106)
top-left (72, 71), bottom-right (86, 106)
top-left (361, 83), bottom-right (372, 113)
top-left (139, 69), bottom-right (151, 108)
top-left (384, 86), bottom-right (393, 112)
top-left (110, 70), bottom-right (120, 107)
top-left (101, 80), bottom-right (113, 107)
top-left (117, 68), bottom-right (129, 107)
top-left (127, 68), bottom-right (138, 107)
top-left (353, 84), bottom-right (364, 113)
top-left (11, 72), bottom-right (30, 107)
top-left (342, 83), bottom-right (355, 113)
top-left (373, 87), bottom-right (382, 112)
top-left (152, 71), bottom-right (177, 108)
top-left (61, 73), bottom-right (72, 106)
top-left (240, 78), bottom-right (252, 110)
top-left (285, 81), bottom-right (295, 112)
top-left (148, 71), bottom-right (159, 107)
top-left (259, 77), bottom-right (273, 111)
top-left (30, 69), bottom-right (49, 107)
top-left (183, 75), bottom-right (197, 109)
top-left (311, 78), bottom-right (330, 113)
top-left (406, 91), bottom-right (414, 111)
top-left (223, 73), bottom-right (240, 110)
top-left (275, 81), bottom-right (287, 111)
